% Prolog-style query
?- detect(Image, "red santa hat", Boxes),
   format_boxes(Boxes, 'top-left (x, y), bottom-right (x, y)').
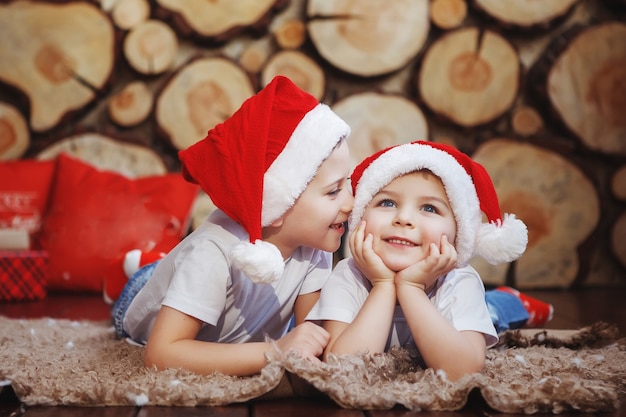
top-left (349, 140), bottom-right (527, 267)
top-left (178, 76), bottom-right (350, 283)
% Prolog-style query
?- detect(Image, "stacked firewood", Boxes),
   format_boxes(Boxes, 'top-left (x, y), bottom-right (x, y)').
top-left (1, 0), bottom-right (624, 289)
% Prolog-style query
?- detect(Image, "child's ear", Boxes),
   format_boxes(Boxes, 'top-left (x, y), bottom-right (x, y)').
top-left (270, 218), bottom-right (284, 227)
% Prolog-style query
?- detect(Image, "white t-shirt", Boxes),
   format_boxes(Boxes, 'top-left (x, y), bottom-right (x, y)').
top-left (306, 258), bottom-right (498, 350)
top-left (123, 210), bottom-right (332, 345)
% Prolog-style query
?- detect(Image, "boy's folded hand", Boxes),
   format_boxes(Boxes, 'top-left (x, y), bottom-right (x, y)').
top-left (275, 321), bottom-right (330, 360)
top-left (396, 235), bottom-right (457, 291)
top-left (350, 221), bottom-right (395, 285)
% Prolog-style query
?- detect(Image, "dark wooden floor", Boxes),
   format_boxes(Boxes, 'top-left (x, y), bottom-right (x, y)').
top-left (1, 287), bottom-right (625, 417)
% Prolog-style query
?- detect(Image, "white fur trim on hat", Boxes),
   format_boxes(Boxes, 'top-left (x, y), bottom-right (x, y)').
top-left (261, 103), bottom-right (350, 226)
top-left (349, 144), bottom-right (482, 267)
top-left (476, 213), bottom-right (528, 264)
top-left (235, 103), bottom-right (349, 284)
top-left (231, 239), bottom-right (285, 284)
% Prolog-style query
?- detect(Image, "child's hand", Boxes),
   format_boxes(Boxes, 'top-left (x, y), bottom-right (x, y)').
top-left (275, 322), bottom-right (330, 361)
top-left (349, 221), bottom-right (395, 286)
top-left (396, 235), bottom-right (457, 291)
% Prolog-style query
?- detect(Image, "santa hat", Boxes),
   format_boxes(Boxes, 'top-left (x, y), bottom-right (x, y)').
top-left (178, 76), bottom-right (350, 283)
top-left (103, 249), bottom-right (166, 304)
top-left (349, 140), bottom-right (527, 267)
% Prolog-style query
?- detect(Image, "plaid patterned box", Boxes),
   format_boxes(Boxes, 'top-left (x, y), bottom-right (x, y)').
top-left (0, 250), bottom-right (48, 301)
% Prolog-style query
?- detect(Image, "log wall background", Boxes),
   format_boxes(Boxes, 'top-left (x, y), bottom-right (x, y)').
top-left (1, 0), bottom-right (624, 289)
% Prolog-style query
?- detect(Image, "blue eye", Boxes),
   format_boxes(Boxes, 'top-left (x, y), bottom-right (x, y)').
top-left (422, 204), bottom-right (438, 214)
top-left (379, 199), bottom-right (396, 208)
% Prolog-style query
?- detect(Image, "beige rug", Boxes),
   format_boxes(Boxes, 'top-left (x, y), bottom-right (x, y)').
top-left (1, 316), bottom-right (624, 413)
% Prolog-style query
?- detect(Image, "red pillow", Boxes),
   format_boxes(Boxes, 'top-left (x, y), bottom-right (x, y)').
top-left (38, 153), bottom-right (199, 292)
top-left (0, 159), bottom-right (56, 241)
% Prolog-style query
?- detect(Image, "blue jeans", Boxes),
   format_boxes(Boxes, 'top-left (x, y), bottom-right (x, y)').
top-left (485, 289), bottom-right (529, 333)
top-left (112, 261), bottom-right (160, 338)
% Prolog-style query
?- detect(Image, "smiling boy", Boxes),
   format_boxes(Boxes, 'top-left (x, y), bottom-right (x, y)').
top-left (307, 140), bottom-right (528, 381)
top-left (112, 76), bottom-right (353, 376)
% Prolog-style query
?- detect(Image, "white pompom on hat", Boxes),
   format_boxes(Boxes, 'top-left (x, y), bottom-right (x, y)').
top-left (349, 140), bottom-right (528, 267)
top-left (178, 76), bottom-right (350, 283)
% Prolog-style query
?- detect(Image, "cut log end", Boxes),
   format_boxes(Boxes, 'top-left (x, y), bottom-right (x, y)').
top-left (333, 92), bottom-right (429, 169)
top-left (541, 22), bottom-right (626, 156)
top-left (154, 0), bottom-right (283, 42)
top-left (586, 57), bottom-right (626, 130)
top-left (273, 19), bottom-right (306, 49)
top-left (108, 81), bottom-right (154, 127)
top-left (34, 44), bottom-right (77, 84)
top-left (611, 165), bottom-right (626, 201)
top-left (611, 212), bottom-right (626, 269)
top-left (0, 1), bottom-right (115, 133)
top-left (472, 139), bottom-right (600, 289)
top-left (261, 50), bottom-right (325, 100)
top-left (0, 102), bottom-right (30, 161)
top-left (511, 105), bottom-right (544, 136)
top-left (155, 57), bottom-right (255, 150)
top-left (418, 28), bottom-right (519, 127)
top-left (472, 0), bottom-right (579, 30)
top-left (448, 52), bottom-right (492, 92)
top-left (36, 133), bottom-right (167, 178)
top-left (430, 0), bottom-right (467, 30)
top-left (111, 0), bottom-right (151, 30)
top-left (186, 82), bottom-right (234, 140)
top-left (124, 20), bottom-right (178, 75)
top-left (432, 137), bottom-right (458, 148)
top-left (239, 43), bottom-right (271, 74)
top-left (306, 0), bottom-right (430, 77)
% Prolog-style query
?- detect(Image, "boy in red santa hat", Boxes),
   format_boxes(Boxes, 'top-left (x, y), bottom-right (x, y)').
top-left (112, 76), bottom-right (353, 376)
top-left (306, 140), bottom-right (546, 381)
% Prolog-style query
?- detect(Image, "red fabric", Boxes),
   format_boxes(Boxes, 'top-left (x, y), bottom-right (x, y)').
top-left (496, 286), bottom-right (554, 328)
top-left (38, 154), bottom-right (199, 292)
top-left (178, 75), bottom-right (318, 245)
top-left (350, 140), bottom-right (503, 224)
top-left (419, 141), bottom-right (502, 225)
top-left (0, 250), bottom-right (48, 301)
top-left (103, 249), bottom-right (165, 304)
top-left (0, 159), bottom-right (56, 239)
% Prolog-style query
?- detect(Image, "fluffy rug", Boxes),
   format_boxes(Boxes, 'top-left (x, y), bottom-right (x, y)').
top-left (1, 316), bottom-right (624, 413)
